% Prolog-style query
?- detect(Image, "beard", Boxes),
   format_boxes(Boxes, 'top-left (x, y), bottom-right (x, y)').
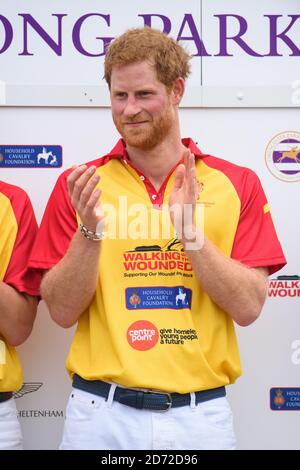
top-left (113, 105), bottom-right (174, 150)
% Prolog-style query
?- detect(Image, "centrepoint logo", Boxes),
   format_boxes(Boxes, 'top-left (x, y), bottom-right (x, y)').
top-left (127, 320), bottom-right (159, 351)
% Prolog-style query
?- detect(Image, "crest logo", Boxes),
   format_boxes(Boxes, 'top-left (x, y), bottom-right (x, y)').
top-left (273, 389), bottom-right (285, 408)
top-left (265, 131), bottom-right (300, 182)
top-left (129, 290), bottom-right (141, 308)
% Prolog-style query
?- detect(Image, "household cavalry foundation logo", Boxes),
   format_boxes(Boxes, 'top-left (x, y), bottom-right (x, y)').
top-left (270, 388), bottom-right (300, 410)
top-left (265, 131), bottom-right (300, 182)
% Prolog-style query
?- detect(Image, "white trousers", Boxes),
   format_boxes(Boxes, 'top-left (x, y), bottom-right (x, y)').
top-left (60, 387), bottom-right (236, 450)
top-left (0, 398), bottom-right (23, 450)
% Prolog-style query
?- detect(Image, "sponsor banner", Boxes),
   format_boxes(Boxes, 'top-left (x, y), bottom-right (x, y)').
top-left (126, 286), bottom-right (192, 310)
top-left (268, 274), bottom-right (300, 298)
top-left (127, 320), bottom-right (199, 351)
top-left (0, 145), bottom-right (62, 167)
top-left (270, 388), bottom-right (300, 410)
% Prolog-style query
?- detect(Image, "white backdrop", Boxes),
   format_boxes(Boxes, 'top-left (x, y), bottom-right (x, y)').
top-left (0, 0), bottom-right (299, 450)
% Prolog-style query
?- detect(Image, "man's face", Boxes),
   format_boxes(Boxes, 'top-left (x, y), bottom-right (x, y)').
top-left (110, 61), bottom-right (175, 150)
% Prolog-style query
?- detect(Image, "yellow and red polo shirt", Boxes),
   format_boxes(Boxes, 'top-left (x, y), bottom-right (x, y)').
top-left (29, 139), bottom-right (286, 393)
top-left (0, 181), bottom-right (40, 392)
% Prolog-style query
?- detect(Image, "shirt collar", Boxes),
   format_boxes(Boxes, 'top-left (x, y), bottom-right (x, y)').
top-left (106, 138), bottom-right (204, 162)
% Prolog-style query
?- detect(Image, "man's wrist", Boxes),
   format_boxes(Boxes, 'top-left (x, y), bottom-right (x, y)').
top-left (181, 226), bottom-right (204, 251)
top-left (79, 223), bottom-right (104, 241)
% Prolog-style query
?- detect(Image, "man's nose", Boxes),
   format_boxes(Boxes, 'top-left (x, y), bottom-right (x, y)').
top-left (123, 96), bottom-right (141, 117)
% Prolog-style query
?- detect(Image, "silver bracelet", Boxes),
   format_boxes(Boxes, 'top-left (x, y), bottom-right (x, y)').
top-left (79, 223), bottom-right (104, 241)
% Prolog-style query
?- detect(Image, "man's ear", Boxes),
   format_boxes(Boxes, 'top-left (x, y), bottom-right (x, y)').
top-left (171, 77), bottom-right (185, 106)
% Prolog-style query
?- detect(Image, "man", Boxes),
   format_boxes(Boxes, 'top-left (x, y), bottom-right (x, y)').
top-left (0, 181), bottom-right (40, 450)
top-left (29, 28), bottom-right (286, 450)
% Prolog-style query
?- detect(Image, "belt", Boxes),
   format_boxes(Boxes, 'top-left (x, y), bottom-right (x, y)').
top-left (73, 374), bottom-right (226, 412)
top-left (0, 392), bottom-right (13, 403)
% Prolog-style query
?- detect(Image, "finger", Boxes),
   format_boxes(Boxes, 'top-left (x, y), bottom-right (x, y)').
top-left (72, 166), bottom-right (97, 206)
top-left (95, 200), bottom-right (104, 219)
top-left (196, 180), bottom-right (201, 200)
top-left (189, 153), bottom-right (196, 182)
top-left (78, 173), bottom-right (100, 208)
top-left (189, 152), bottom-right (195, 170)
top-left (173, 164), bottom-right (185, 192)
top-left (187, 160), bottom-right (197, 201)
top-left (81, 189), bottom-right (103, 230)
top-left (67, 165), bottom-right (87, 196)
top-left (186, 151), bottom-right (195, 176)
top-left (85, 188), bottom-right (102, 212)
top-left (183, 149), bottom-right (191, 173)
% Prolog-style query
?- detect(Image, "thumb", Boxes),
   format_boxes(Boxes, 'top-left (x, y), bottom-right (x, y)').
top-left (173, 164), bottom-right (185, 192)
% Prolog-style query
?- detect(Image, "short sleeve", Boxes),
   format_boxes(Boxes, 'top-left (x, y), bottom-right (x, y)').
top-left (230, 170), bottom-right (286, 275)
top-left (4, 191), bottom-right (41, 295)
top-left (29, 171), bottom-right (78, 270)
